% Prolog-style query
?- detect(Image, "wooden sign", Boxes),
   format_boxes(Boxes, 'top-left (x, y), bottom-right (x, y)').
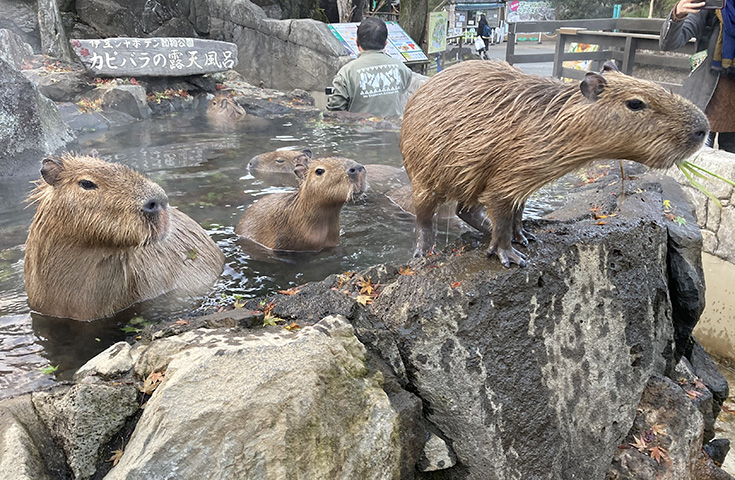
top-left (70, 37), bottom-right (238, 77)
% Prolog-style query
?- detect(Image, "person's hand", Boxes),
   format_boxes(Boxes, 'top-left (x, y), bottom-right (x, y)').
top-left (675, 0), bottom-right (706, 18)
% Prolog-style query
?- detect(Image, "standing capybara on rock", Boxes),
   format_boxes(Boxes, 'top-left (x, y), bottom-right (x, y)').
top-left (400, 60), bottom-right (709, 267)
top-left (236, 157), bottom-right (366, 251)
top-left (24, 154), bottom-right (225, 320)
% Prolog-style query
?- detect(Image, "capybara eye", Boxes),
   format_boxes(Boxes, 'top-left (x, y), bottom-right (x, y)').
top-left (625, 99), bottom-right (646, 111)
top-left (78, 179), bottom-right (98, 190)
top-left (276, 158), bottom-right (285, 163)
top-left (315, 168), bottom-right (325, 176)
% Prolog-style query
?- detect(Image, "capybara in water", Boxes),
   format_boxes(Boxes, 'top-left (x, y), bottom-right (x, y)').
top-left (248, 147), bottom-right (407, 193)
top-left (236, 157), bottom-right (366, 251)
top-left (24, 154), bottom-right (225, 320)
top-left (400, 60), bottom-right (709, 267)
top-left (247, 148), bottom-right (313, 175)
top-left (206, 95), bottom-right (247, 125)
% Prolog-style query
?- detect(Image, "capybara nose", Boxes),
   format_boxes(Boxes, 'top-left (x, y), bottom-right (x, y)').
top-left (142, 196), bottom-right (168, 214)
top-left (691, 128), bottom-right (708, 145)
top-left (348, 164), bottom-right (366, 178)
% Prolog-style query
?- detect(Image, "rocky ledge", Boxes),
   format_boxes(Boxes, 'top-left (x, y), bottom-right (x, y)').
top-left (0, 165), bottom-right (731, 480)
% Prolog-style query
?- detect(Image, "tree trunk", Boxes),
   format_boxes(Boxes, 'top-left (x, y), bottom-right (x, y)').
top-left (399, 0), bottom-right (427, 48)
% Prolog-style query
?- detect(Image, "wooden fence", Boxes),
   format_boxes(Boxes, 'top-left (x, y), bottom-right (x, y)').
top-left (506, 17), bottom-right (695, 91)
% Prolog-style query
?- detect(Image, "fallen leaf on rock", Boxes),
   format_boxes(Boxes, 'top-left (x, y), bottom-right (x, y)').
top-left (651, 423), bottom-right (668, 437)
top-left (109, 449), bottom-right (124, 466)
top-left (629, 435), bottom-right (648, 452)
top-left (173, 319), bottom-right (188, 326)
top-left (284, 322), bottom-right (300, 331)
top-left (278, 288), bottom-right (300, 296)
top-left (398, 266), bottom-right (416, 276)
top-left (451, 281), bottom-right (461, 288)
top-left (649, 445), bottom-right (669, 464)
top-left (356, 294), bottom-right (373, 306)
top-left (140, 371), bottom-right (165, 395)
top-left (685, 389), bottom-right (704, 400)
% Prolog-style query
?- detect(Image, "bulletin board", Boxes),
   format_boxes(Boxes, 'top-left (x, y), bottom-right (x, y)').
top-left (327, 21), bottom-right (429, 63)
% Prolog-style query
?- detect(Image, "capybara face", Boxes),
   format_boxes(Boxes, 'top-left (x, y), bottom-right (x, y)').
top-left (573, 66), bottom-right (709, 169)
top-left (206, 96), bottom-right (247, 124)
top-left (28, 155), bottom-right (170, 248)
top-left (247, 148), bottom-right (312, 174)
top-left (294, 157), bottom-right (366, 205)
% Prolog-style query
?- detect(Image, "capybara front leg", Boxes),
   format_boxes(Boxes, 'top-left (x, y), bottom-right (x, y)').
top-left (456, 203), bottom-right (491, 233)
top-left (486, 204), bottom-right (527, 268)
top-left (511, 202), bottom-right (536, 246)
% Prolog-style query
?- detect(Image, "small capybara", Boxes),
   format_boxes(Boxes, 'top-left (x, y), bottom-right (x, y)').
top-left (248, 147), bottom-right (407, 193)
top-left (236, 157), bottom-right (366, 251)
top-left (24, 154), bottom-right (225, 320)
top-left (247, 148), bottom-right (313, 175)
top-left (205, 95), bottom-right (247, 128)
top-left (400, 60), bottom-right (709, 267)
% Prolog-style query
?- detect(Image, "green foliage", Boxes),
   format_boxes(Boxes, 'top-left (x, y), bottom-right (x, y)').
top-left (552, 0), bottom-right (677, 19)
top-left (41, 365), bottom-right (59, 375)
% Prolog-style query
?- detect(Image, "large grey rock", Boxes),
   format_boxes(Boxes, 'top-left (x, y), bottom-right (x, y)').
top-left (209, 0), bottom-right (349, 92)
top-left (265, 167), bottom-right (712, 479)
top-left (32, 384), bottom-right (139, 480)
top-left (22, 67), bottom-right (94, 102)
top-left (76, 0), bottom-right (142, 37)
top-left (37, 0), bottom-right (74, 62)
top-left (0, 0), bottom-right (41, 52)
top-left (74, 341), bottom-right (134, 382)
top-left (647, 173), bottom-right (706, 360)
top-left (0, 57), bottom-right (75, 178)
top-left (0, 29), bottom-right (34, 69)
top-left (106, 316), bottom-right (423, 480)
top-left (0, 395), bottom-right (68, 480)
top-left (607, 374), bottom-right (732, 480)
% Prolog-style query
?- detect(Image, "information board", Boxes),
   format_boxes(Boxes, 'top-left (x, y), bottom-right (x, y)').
top-left (427, 12), bottom-right (448, 54)
top-left (327, 21), bottom-right (428, 63)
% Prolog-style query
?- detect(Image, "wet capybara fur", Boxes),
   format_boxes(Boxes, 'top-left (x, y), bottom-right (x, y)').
top-left (206, 95), bottom-right (247, 128)
top-left (236, 157), bottom-right (366, 251)
top-left (400, 60), bottom-right (709, 267)
top-left (248, 147), bottom-right (407, 193)
top-left (247, 148), bottom-right (313, 175)
top-left (24, 154), bottom-right (225, 320)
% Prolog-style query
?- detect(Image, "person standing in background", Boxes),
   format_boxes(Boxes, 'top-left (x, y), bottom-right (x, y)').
top-left (660, 0), bottom-right (735, 152)
top-left (477, 14), bottom-right (491, 59)
top-left (326, 17), bottom-right (413, 117)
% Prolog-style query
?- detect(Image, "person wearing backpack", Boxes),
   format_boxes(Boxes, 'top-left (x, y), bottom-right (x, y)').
top-left (477, 14), bottom-right (491, 59)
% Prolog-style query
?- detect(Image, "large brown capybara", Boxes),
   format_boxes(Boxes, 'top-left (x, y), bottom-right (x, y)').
top-left (400, 60), bottom-right (710, 267)
top-left (248, 147), bottom-right (408, 193)
top-left (236, 157), bottom-right (366, 251)
top-left (24, 154), bottom-right (225, 320)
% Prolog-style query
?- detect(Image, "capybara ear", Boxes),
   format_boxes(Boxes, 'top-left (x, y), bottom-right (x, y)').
top-left (294, 163), bottom-right (309, 179)
top-left (295, 153), bottom-right (311, 166)
top-left (580, 72), bottom-right (607, 101)
top-left (601, 61), bottom-right (619, 73)
top-left (301, 148), bottom-right (313, 159)
top-left (40, 156), bottom-right (64, 186)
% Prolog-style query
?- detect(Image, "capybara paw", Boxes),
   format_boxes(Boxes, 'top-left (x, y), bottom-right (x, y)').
top-left (512, 229), bottom-right (537, 247)
top-left (488, 245), bottom-right (527, 268)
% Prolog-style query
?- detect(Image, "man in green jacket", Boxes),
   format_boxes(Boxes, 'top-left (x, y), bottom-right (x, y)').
top-left (327, 17), bottom-right (413, 117)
